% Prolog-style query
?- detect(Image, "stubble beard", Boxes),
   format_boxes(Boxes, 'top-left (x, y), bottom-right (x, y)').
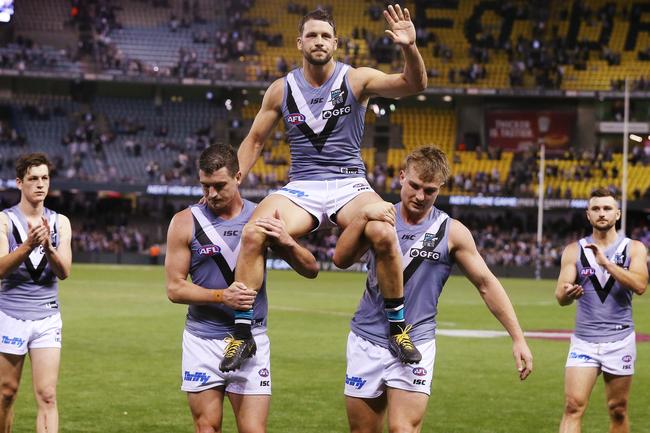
top-left (304, 51), bottom-right (332, 66)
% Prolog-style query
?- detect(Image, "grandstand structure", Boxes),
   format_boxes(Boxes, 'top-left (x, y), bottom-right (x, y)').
top-left (0, 0), bottom-right (647, 204)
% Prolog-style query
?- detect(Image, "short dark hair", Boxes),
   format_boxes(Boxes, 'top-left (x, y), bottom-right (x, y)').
top-left (298, 9), bottom-right (336, 36)
top-left (590, 187), bottom-right (618, 202)
top-left (198, 144), bottom-right (239, 176)
top-left (15, 153), bottom-right (52, 180)
top-left (404, 146), bottom-right (450, 183)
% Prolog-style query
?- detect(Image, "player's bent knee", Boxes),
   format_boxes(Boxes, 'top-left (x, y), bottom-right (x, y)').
top-left (607, 399), bottom-right (627, 422)
top-left (0, 382), bottom-right (19, 407)
top-left (241, 222), bottom-right (268, 248)
top-left (195, 419), bottom-right (220, 433)
top-left (564, 396), bottom-right (587, 417)
top-left (35, 385), bottom-right (56, 407)
top-left (365, 221), bottom-right (397, 253)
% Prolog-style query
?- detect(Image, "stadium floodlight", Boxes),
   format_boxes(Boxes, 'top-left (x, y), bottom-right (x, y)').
top-left (535, 115), bottom-right (550, 280)
top-left (0, 0), bottom-right (13, 23)
top-left (443, 95), bottom-right (452, 102)
top-left (416, 94), bottom-right (426, 101)
top-left (629, 134), bottom-right (642, 142)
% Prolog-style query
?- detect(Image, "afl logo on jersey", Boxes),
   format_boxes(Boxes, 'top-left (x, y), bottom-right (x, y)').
top-left (198, 245), bottom-right (221, 256)
top-left (412, 367), bottom-right (427, 376)
top-left (580, 267), bottom-right (596, 277)
top-left (285, 113), bottom-right (305, 125)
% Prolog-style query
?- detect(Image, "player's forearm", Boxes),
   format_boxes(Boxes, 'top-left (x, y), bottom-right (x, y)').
top-left (603, 262), bottom-right (647, 295)
top-left (332, 217), bottom-right (369, 268)
top-left (276, 242), bottom-right (319, 279)
top-left (237, 136), bottom-right (265, 180)
top-left (481, 280), bottom-right (526, 341)
top-left (167, 279), bottom-right (222, 304)
top-left (555, 284), bottom-right (574, 306)
top-left (0, 243), bottom-right (33, 278)
top-left (44, 247), bottom-right (71, 280)
top-left (401, 44), bottom-right (427, 93)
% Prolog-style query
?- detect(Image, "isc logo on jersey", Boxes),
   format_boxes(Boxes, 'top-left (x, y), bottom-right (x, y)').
top-left (198, 245), bottom-right (221, 256)
top-left (322, 105), bottom-right (351, 119)
top-left (286, 113), bottom-right (306, 125)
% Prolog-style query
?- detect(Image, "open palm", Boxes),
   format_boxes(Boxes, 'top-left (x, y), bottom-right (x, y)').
top-left (383, 4), bottom-right (415, 46)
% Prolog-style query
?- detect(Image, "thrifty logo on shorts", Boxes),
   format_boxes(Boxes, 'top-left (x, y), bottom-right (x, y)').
top-left (1, 336), bottom-right (25, 347)
top-left (280, 187), bottom-right (308, 198)
top-left (184, 371), bottom-right (210, 385)
top-left (345, 375), bottom-right (366, 390)
top-left (569, 352), bottom-right (592, 361)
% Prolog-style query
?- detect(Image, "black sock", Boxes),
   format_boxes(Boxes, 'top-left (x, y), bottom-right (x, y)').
top-left (384, 297), bottom-right (405, 336)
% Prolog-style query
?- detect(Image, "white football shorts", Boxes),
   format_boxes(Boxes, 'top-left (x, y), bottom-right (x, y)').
top-left (270, 177), bottom-right (374, 228)
top-left (344, 331), bottom-right (436, 398)
top-left (565, 332), bottom-right (636, 376)
top-left (0, 309), bottom-right (62, 355)
top-left (181, 330), bottom-right (272, 395)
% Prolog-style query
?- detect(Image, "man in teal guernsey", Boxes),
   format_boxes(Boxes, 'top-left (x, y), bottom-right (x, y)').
top-left (334, 146), bottom-right (533, 432)
top-left (0, 153), bottom-right (72, 433)
top-left (228, 4), bottom-right (428, 371)
top-left (556, 188), bottom-right (648, 433)
top-left (165, 144), bottom-right (318, 433)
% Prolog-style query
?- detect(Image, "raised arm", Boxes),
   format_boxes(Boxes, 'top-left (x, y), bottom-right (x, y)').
top-left (585, 240), bottom-right (648, 295)
top-left (555, 242), bottom-right (583, 306)
top-left (237, 78), bottom-right (284, 180)
top-left (42, 214), bottom-right (72, 280)
top-left (165, 209), bottom-right (257, 308)
top-left (255, 209), bottom-right (319, 278)
top-left (450, 219), bottom-right (533, 380)
top-left (350, 5), bottom-right (427, 101)
top-left (0, 212), bottom-right (49, 278)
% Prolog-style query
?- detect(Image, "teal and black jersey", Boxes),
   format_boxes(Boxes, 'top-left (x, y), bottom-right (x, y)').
top-left (185, 201), bottom-right (268, 339)
top-left (281, 61), bottom-right (366, 181)
top-left (351, 204), bottom-right (453, 347)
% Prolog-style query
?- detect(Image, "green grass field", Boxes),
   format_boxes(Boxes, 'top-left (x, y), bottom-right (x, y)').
top-left (10, 264), bottom-right (650, 433)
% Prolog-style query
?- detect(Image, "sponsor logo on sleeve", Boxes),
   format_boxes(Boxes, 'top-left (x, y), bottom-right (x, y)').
top-left (258, 368), bottom-right (270, 377)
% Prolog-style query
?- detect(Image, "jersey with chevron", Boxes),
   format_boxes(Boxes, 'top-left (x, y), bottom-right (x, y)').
top-left (185, 201), bottom-right (268, 339)
top-left (0, 205), bottom-right (60, 320)
top-left (575, 235), bottom-right (634, 343)
top-left (351, 204), bottom-right (453, 348)
top-left (281, 62), bottom-right (366, 181)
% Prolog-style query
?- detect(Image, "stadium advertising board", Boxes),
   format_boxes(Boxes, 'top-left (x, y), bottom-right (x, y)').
top-left (486, 110), bottom-right (576, 154)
